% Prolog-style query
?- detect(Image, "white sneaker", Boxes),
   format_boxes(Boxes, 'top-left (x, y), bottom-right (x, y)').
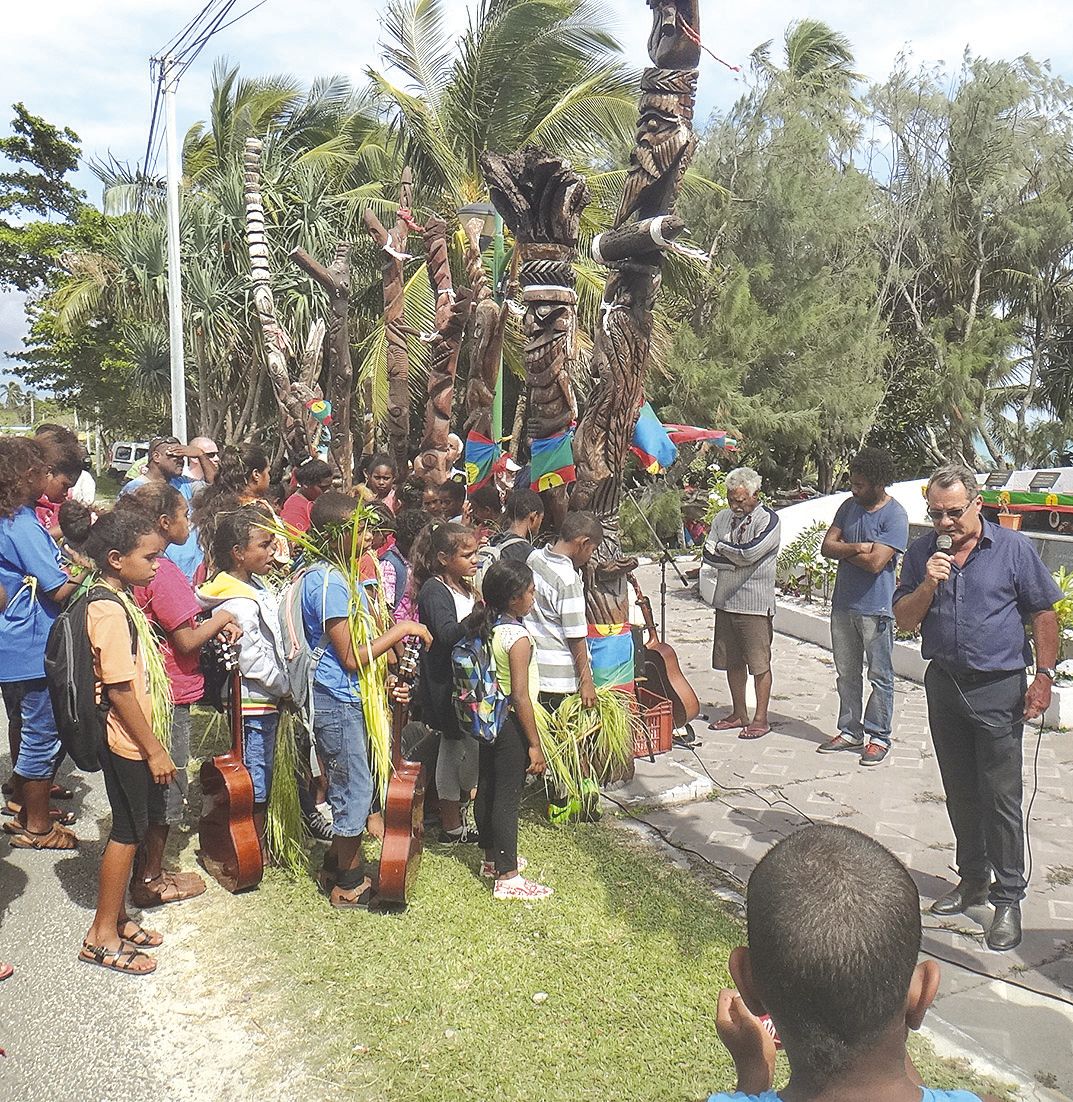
top-left (493, 875), bottom-right (554, 901)
top-left (480, 856), bottom-right (528, 879)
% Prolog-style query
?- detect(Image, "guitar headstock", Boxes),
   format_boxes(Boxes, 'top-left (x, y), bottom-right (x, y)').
top-left (207, 635), bottom-right (240, 674)
top-left (398, 636), bottom-right (422, 686)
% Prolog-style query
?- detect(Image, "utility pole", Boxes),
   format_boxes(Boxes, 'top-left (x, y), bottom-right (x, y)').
top-left (161, 55), bottom-right (187, 442)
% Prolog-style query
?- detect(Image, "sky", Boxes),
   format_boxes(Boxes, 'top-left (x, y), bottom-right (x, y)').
top-left (2, 0), bottom-right (1071, 379)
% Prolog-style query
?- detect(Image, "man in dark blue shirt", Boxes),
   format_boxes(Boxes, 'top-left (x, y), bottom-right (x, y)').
top-left (819, 448), bottom-right (909, 766)
top-left (894, 465), bottom-right (1061, 952)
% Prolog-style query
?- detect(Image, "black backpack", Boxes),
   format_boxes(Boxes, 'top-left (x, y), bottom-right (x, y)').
top-left (44, 584), bottom-right (136, 773)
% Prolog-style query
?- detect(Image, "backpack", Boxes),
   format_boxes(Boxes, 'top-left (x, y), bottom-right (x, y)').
top-left (474, 533), bottom-right (529, 596)
top-left (450, 625), bottom-right (508, 743)
top-left (381, 546), bottom-right (409, 612)
top-left (277, 565), bottom-right (330, 721)
top-left (44, 584), bottom-right (136, 773)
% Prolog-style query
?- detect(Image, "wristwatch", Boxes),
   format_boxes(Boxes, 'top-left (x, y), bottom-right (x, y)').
top-left (1036, 667), bottom-right (1057, 681)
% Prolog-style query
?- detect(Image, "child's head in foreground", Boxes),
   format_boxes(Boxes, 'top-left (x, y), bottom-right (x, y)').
top-left (733, 824), bottom-right (936, 1083)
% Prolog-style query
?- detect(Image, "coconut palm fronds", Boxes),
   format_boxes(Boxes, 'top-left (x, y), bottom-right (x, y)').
top-left (266, 708), bottom-right (309, 876)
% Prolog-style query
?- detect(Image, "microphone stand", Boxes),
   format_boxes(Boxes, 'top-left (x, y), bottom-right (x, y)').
top-left (625, 489), bottom-right (690, 642)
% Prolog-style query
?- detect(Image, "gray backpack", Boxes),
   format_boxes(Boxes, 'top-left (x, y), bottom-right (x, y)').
top-left (277, 566), bottom-right (329, 721)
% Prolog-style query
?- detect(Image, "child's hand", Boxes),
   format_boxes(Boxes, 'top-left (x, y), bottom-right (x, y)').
top-left (388, 677), bottom-right (412, 707)
top-left (219, 620), bottom-right (243, 643)
top-left (715, 989), bottom-right (777, 1094)
top-left (526, 746), bottom-right (547, 776)
top-left (398, 621), bottom-right (433, 647)
top-left (579, 675), bottom-right (597, 710)
top-left (148, 750), bottom-right (178, 787)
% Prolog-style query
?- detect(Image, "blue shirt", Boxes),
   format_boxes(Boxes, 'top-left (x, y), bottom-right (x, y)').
top-left (831, 496), bottom-right (909, 615)
top-left (300, 564), bottom-right (362, 703)
top-left (893, 520), bottom-right (1061, 672)
top-left (121, 474), bottom-right (205, 580)
top-left (708, 1091), bottom-right (982, 1102)
top-left (0, 506), bottom-right (68, 682)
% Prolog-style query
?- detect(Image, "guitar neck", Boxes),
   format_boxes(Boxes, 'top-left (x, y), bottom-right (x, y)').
top-left (230, 667), bottom-right (244, 759)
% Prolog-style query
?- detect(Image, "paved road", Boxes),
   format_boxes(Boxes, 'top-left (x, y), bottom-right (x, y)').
top-left (619, 563), bottom-right (1073, 1099)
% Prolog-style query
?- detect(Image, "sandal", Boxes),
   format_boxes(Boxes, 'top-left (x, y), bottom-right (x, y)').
top-left (329, 880), bottom-right (374, 910)
top-left (707, 716), bottom-right (746, 731)
top-left (51, 783), bottom-right (74, 801)
top-left (8, 823), bottom-right (78, 850)
top-left (79, 943), bottom-right (156, 975)
top-left (739, 724), bottom-right (771, 740)
top-left (118, 920), bottom-right (163, 948)
top-left (3, 801), bottom-right (76, 826)
top-left (0, 961), bottom-right (12, 982)
top-left (130, 871), bottom-right (206, 908)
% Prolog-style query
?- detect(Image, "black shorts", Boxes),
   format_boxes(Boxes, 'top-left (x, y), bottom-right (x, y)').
top-left (98, 745), bottom-right (152, 845)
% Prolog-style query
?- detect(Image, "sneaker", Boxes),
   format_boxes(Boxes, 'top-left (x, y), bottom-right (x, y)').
top-left (303, 809), bottom-right (334, 841)
top-left (438, 825), bottom-right (480, 844)
top-left (816, 735), bottom-right (864, 754)
top-left (480, 856), bottom-right (528, 878)
top-left (860, 743), bottom-right (890, 766)
top-left (492, 875), bottom-right (554, 901)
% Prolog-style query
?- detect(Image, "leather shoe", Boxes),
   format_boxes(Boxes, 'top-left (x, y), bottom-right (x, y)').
top-left (986, 904), bottom-right (1022, 952)
top-left (930, 879), bottom-right (989, 916)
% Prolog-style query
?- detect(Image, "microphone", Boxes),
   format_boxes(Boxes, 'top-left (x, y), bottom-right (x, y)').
top-left (936, 534), bottom-right (952, 552)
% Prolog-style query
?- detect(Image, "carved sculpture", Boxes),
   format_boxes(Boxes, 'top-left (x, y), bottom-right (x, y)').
top-left (291, 241), bottom-right (355, 488)
top-left (363, 169), bottom-right (416, 476)
top-left (571, 0), bottom-right (702, 626)
top-left (414, 216), bottom-right (473, 485)
top-left (243, 137), bottom-right (324, 464)
top-left (481, 147), bottom-right (589, 530)
top-left (461, 217), bottom-right (509, 444)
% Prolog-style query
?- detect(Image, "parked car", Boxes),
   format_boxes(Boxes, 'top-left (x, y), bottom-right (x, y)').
top-left (107, 440), bottom-right (149, 480)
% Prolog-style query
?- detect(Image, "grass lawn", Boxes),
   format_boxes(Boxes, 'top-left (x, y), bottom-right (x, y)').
top-left (172, 773), bottom-right (1016, 1102)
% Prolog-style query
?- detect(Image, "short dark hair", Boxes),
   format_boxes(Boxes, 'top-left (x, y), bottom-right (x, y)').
top-left (439, 478), bottom-right (466, 509)
top-left (560, 510), bottom-right (602, 544)
top-left (746, 825), bottom-right (921, 1078)
top-left (504, 488), bottom-right (544, 522)
top-left (397, 476), bottom-right (427, 511)
top-left (83, 508), bottom-right (160, 570)
top-left (363, 451), bottom-right (397, 478)
top-left (295, 459), bottom-right (333, 487)
top-left (848, 447), bottom-right (894, 487)
top-left (35, 425), bottom-right (86, 481)
top-left (469, 483), bottom-right (502, 514)
top-left (927, 464), bottom-right (978, 501)
top-left (310, 491), bottom-right (362, 533)
top-left (394, 509), bottom-right (431, 557)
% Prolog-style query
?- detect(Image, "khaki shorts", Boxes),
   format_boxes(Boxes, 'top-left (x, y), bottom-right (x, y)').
top-left (712, 611), bottom-right (773, 675)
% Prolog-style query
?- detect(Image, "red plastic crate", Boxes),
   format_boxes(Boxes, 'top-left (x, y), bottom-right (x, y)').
top-left (634, 686), bottom-right (673, 758)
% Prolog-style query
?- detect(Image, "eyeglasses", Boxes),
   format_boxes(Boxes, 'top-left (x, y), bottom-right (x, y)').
top-left (926, 505), bottom-right (972, 521)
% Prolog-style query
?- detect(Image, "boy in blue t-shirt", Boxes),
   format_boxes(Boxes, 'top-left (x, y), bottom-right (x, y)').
top-left (707, 825), bottom-right (997, 1102)
top-left (300, 493), bottom-right (428, 909)
top-left (819, 448), bottom-right (909, 766)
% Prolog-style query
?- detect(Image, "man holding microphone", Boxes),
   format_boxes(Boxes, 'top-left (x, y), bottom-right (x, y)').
top-left (894, 465), bottom-right (1061, 951)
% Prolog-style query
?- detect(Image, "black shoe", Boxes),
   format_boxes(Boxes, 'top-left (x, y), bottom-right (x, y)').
top-left (930, 879), bottom-right (990, 916)
top-left (986, 904), bottom-right (1022, 951)
top-left (303, 809), bottom-right (334, 842)
top-left (437, 825), bottom-right (479, 844)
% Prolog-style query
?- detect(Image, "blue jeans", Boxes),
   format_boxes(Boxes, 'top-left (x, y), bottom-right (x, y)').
top-left (312, 688), bottom-right (372, 838)
top-left (243, 712), bottom-right (279, 804)
top-left (4, 679), bottom-right (62, 781)
top-left (830, 610), bottom-right (895, 747)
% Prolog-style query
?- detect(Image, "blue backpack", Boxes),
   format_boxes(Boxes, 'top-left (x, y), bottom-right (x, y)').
top-left (451, 624), bottom-right (508, 743)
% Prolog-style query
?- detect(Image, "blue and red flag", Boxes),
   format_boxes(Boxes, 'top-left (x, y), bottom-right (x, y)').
top-left (630, 402), bottom-right (679, 474)
top-left (530, 428), bottom-right (576, 491)
top-left (465, 431), bottom-right (500, 492)
top-left (587, 622), bottom-right (634, 692)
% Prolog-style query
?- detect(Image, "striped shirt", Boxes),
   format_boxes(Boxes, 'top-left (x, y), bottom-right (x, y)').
top-left (525, 546), bottom-right (588, 694)
top-left (704, 505), bottom-right (780, 615)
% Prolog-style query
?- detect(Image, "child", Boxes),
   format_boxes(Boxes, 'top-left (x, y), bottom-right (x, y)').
top-left (280, 459), bottom-right (333, 534)
top-left (360, 451), bottom-right (399, 513)
top-left (120, 484), bottom-right (238, 905)
top-left (440, 478), bottom-right (468, 524)
top-left (0, 437), bottom-right (80, 849)
top-left (490, 489), bottom-right (544, 562)
top-left (708, 824), bottom-right (1000, 1102)
top-left (197, 504), bottom-right (289, 849)
top-left (384, 508), bottom-right (430, 622)
top-left (468, 482), bottom-right (504, 544)
top-left (79, 509), bottom-right (175, 975)
top-left (525, 511), bottom-right (602, 712)
top-left (471, 559), bottom-right (552, 901)
top-left (412, 521), bottom-right (481, 842)
top-left (300, 492), bottom-right (429, 908)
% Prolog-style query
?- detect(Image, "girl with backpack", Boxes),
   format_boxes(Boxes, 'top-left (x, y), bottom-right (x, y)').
top-left (0, 437), bottom-right (80, 851)
top-left (471, 559), bottom-right (552, 901)
top-left (196, 504), bottom-right (289, 851)
top-left (412, 521), bottom-right (481, 842)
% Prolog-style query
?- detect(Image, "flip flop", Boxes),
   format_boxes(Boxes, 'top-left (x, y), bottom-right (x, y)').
top-left (329, 881), bottom-right (374, 910)
top-left (707, 717), bottom-right (746, 731)
top-left (7, 823), bottom-right (78, 850)
top-left (79, 943), bottom-right (156, 975)
top-left (739, 724), bottom-right (771, 740)
top-left (0, 961), bottom-right (13, 982)
top-left (51, 784), bottom-right (74, 801)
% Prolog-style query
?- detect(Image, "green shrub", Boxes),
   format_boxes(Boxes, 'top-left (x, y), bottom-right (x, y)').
top-left (620, 489), bottom-right (683, 551)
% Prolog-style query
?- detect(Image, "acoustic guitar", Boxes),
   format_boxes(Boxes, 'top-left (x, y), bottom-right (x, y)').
top-left (197, 639), bottom-right (264, 893)
top-left (628, 573), bottom-right (701, 729)
top-left (376, 637), bottom-right (425, 908)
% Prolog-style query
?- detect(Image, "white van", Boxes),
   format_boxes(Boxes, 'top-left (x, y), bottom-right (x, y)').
top-left (107, 440), bottom-right (149, 480)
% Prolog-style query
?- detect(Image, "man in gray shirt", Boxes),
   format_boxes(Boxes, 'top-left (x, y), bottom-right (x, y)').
top-left (704, 468), bottom-right (781, 739)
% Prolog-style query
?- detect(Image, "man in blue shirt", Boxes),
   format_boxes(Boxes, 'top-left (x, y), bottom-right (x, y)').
top-left (818, 448), bottom-right (909, 766)
top-left (894, 464), bottom-right (1061, 951)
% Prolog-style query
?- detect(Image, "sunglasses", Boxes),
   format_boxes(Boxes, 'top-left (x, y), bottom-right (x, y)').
top-left (926, 505), bottom-right (972, 520)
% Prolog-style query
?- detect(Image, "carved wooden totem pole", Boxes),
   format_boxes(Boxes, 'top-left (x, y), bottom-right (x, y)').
top-left (481, 147), bottom-right (589, 531)
top-left (363, 169), bottom-right (416, 477)
top-left (244, 137), bottom-right (325, 464)
top-left (414, 217), bottom-right (473, 485)
top-left (571, 0), bottom-right (702, 629)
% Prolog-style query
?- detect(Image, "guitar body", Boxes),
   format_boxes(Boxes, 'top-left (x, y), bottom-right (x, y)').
top-left (376, 639), bottom-right (425, 908)
top-left (197, 658), bottom-right (264, 893)
top-left (629, 576), bottom-right (701, 729)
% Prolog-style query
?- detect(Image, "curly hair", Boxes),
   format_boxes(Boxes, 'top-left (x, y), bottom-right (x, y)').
top-left (0, 437), bottom-right (47, 520)
top-left (83, 508), bottom-right (160, 571)
top-left (409, 521), bottom-right (477, 590)
top-left (119, 482), bottom-right (185, 525)
top-left (848, 447), bottom-right (895, 488)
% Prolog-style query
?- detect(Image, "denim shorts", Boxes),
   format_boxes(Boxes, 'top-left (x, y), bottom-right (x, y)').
top-left (312, 687), bottom-right (372, 838)
top-left (148, 704), bottom-right (192, 825)
top-left (3, 679), bottom-right (62, 782)
top-left (243, 712), bottom-right (279, 804)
